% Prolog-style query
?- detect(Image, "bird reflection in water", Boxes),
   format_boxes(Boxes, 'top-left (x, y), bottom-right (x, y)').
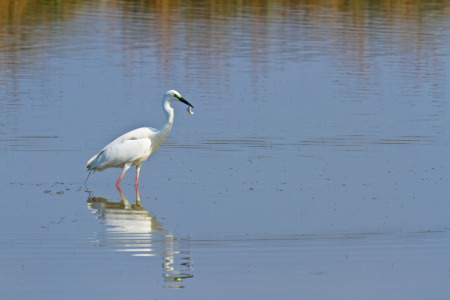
top-left (86, 186), bottom-right (193, 288)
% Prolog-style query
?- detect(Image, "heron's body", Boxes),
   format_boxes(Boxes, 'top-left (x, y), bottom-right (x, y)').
top-left (86, 90), bottom-right (193, 186)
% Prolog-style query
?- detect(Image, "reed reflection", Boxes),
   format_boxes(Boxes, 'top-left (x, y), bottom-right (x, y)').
top-left (87, 187), bottom-right (193, 288)
top-left (1, 0), bottom-right (449, 72)
top-left (1, 0), bottom-right (448, 128)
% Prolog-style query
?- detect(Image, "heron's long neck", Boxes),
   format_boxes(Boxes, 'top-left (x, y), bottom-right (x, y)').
top-left (158, 100), bottom-right (174, 140)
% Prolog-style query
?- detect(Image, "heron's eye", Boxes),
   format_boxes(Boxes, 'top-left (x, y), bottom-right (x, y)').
top-left (174, 94), bottom-right (181, 99)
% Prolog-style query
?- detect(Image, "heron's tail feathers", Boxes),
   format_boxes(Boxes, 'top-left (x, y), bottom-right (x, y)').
top-left (86, 154), bottom-right (99, 169)
top-left (86, 150), bottom-right (105, 170)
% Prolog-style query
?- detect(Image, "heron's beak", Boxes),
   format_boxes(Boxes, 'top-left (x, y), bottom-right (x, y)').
top-left (179, 97), bottom-right (194, 108)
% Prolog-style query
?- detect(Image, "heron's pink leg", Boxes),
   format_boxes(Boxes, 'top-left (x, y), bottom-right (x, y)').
top-left (134, 171), bottom-right (139, 186)
top-left (116, 163), bottom-right (131, 187)
top-left (134, 165), bottom-right (141, 186)
top-left (116, 173), bottom-right (124, 187)
top-left (135, 185), bottom-right (140, 203)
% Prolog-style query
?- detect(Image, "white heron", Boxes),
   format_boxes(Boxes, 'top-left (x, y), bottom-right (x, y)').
top-left (86, 90), bottom-right (194, 186)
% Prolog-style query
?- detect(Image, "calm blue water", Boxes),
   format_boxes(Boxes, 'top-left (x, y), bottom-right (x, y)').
top-left (0, 1), bottom-right (449, 299)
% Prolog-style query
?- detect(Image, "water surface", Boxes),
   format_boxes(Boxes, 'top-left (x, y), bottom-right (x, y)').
top-left (0, 0), bottom-right (449, 299)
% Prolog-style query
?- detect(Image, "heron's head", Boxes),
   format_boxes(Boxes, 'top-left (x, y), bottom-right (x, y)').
top-left (166, 90), bottom-right (194, 108)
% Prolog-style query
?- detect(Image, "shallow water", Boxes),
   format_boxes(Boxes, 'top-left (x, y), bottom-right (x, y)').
top-left (0, 0), bottom-right (449, 298)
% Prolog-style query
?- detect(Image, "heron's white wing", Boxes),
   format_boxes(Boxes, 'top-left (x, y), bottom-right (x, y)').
top-left (94, 138), bottom-right (152, 170)
top-left (101, 127), bottom-right (157, 151)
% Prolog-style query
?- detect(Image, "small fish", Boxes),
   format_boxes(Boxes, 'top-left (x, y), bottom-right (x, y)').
top-left (187, 106), bottom-right (194, 115)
